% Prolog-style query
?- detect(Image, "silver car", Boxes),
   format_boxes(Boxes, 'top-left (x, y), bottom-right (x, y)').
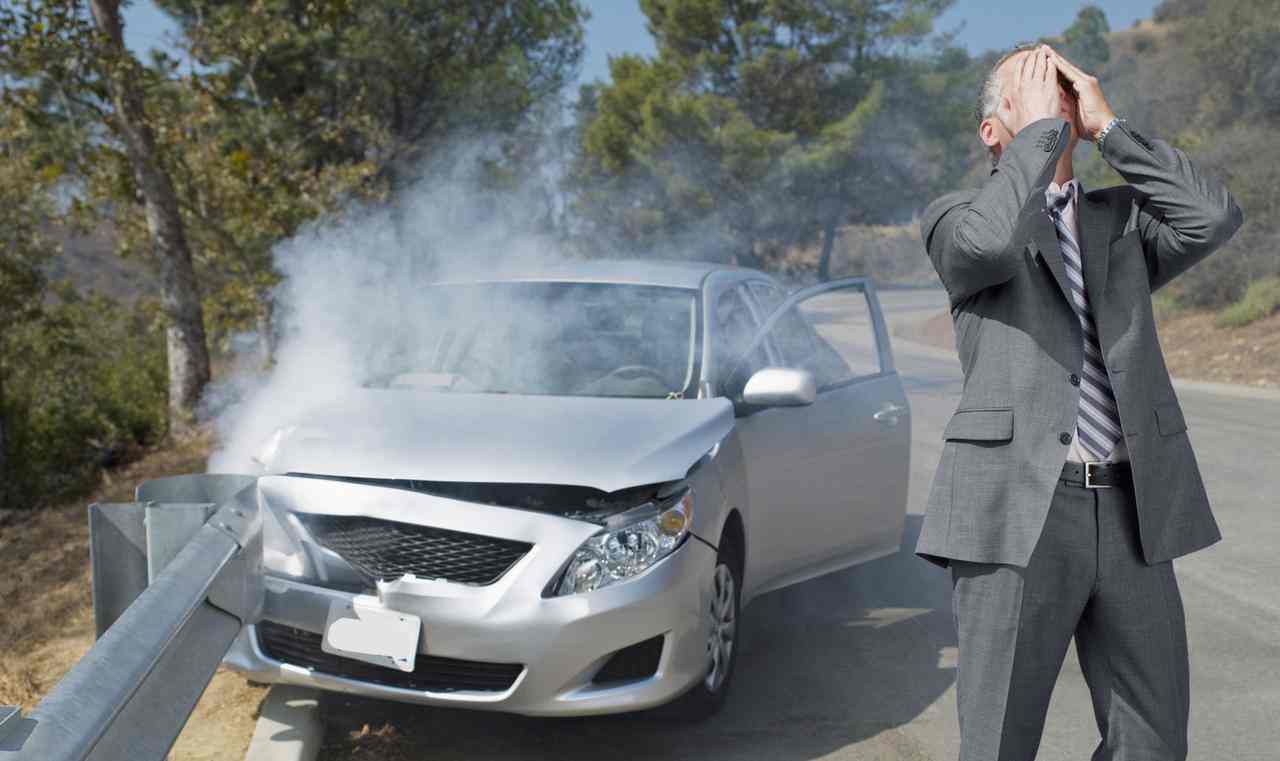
top-left (222, 259), bottom-right (911, 717)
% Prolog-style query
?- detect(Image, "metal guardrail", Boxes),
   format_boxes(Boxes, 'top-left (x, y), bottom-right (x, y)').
top-left (0, 474), bottom-right (263, 761)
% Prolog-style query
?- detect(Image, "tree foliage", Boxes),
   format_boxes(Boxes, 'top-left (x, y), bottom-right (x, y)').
top-left (159, 0), bottom-right (586, 187)
top-left (1059, 5), bottom-right (1110, 71)
top-left (0, 98), bottom-right (167, 508)
top-left (154, 0), bottom-right (586, 354)
top-left (1, 0), bottom-right (211, 431)
top-left (0, 0), bottom-right (586, 507)
top-left (1120, 0), bottom-right (1279, 308)
top-left (569, 0), bottom-right (956, 274)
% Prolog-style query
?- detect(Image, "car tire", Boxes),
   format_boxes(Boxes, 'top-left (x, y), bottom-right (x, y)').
top-left (669, 538), bottom-right (742, 721)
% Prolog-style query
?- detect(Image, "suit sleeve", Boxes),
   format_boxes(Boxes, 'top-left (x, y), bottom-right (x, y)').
top-left (922, 117), bottom-right (1073, 308)
top-left (1099, 120), bottom-right (1245, 293)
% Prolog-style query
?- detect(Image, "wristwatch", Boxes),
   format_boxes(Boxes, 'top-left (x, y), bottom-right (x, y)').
top-left (1094, 116), bottom-right (1125, 150)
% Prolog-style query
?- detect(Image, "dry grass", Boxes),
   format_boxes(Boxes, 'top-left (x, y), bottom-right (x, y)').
top-left (894, 307), bottom-right (1280, 390)
top-left (1158, 308), bottom-right (1280, 388)
top-left (0, 426), bottom-right (269, 760)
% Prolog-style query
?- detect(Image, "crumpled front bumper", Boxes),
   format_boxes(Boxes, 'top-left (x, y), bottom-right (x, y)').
top-left (222, 475), bottom-right (718, 716)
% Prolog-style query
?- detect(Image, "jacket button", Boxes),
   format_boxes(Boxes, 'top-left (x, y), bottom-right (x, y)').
top-left (1069, 373), bottom-right (1081, 386)
top-left (1059, 432), bottom-right (1073, 444)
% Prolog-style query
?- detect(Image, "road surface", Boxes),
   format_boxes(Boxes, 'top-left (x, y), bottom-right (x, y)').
top-left (318, 287), bottom-right (1280, 760)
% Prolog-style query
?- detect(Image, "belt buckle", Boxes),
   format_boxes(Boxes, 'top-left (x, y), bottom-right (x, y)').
top-left (1084, 461), bottom-right (1111, 489)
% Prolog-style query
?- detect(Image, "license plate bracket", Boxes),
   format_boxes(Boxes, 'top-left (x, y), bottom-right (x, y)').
top-left (321, 597), bottom-right (421, 672)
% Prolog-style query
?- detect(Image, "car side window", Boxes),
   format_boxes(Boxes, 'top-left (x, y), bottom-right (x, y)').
top-left (746, 281), bottom-right (824, 374)
top-left (713, 287), bottom-right (768, 388)
top-left (757, 286), bottom-right (882, 390)
top-left (746, 281), bottom-right (785, 314)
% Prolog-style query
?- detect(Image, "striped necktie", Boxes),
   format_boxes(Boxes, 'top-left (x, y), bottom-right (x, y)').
top-left (1047, 183), bottom-right (1123, 460)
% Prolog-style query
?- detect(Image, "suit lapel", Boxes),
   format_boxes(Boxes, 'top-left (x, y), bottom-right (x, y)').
top-left (1030, 182), bottom-right (1111, 321)
top-left (1030, 204), bottom-right (1073, 307)
top-left (1076, 189), bottom-right (1111, 315)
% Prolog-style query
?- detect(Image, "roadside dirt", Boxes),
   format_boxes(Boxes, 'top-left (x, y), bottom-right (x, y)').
top-left (894, 307), bottom-right (1280, 389)
top-left (0, 427), bottom-right (268, 760)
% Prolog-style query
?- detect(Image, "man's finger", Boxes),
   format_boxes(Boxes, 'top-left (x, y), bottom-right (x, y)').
top-left (1048, 47), bottom-right (1087, 80)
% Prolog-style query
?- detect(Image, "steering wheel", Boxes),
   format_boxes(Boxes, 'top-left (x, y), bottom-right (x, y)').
top-left (597, 364), bottom-right (672, 387)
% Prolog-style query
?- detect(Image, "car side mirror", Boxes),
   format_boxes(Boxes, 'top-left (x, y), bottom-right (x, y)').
top-left (740, 367), bottom-right (816, 409)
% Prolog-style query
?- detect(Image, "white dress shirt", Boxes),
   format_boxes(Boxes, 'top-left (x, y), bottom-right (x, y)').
top-left (1045, 177), bottom-right (1130, 464)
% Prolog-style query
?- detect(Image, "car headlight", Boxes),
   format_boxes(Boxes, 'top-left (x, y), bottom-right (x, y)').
top-left (554, 490), bottom-right (694, 596)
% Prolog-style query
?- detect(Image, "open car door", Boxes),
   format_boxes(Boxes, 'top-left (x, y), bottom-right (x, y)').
top-left (726, 278), bottom-right (910, 595)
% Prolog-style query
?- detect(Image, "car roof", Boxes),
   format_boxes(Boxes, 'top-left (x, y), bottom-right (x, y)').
top-left (430, 258), bottom-right (769, 290)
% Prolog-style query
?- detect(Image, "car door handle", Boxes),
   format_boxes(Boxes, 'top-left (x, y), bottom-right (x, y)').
top-left (873, 403), bottom-right (907, 424)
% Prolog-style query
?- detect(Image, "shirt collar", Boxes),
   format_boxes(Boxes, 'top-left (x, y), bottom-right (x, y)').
top-left (1045, 177), bottom-right (1080, 201)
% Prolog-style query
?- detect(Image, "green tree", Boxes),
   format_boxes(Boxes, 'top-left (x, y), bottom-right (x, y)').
top-left (1059, 5), bottom-right (1110, 71)
top-left (151, 0), bottom-right (587, 358)
top-left (0, 105), bottom-right (57, 497)
top-left (1, 0), bottom-right (211, 431)
top-left (570, 0), bottom-right (953, 275)
top-left (157, 0), bottom-right (585, 193)
top-left (0, 97), bottom-right (168, 509)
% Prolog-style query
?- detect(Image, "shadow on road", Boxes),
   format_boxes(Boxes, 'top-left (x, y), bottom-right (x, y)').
top-left (318, 516), bottom-right (955, 761)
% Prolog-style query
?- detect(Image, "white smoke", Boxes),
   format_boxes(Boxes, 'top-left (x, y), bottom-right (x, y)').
top-left (206, 139), bottom-right (568, 473)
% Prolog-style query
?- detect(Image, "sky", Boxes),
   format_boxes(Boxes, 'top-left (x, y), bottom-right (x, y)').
top-left (123, 1), bottom-right (1164, 86)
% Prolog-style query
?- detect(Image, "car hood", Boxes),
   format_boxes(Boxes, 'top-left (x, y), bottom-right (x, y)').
top-left (267, 390), bottom-right (735, 494)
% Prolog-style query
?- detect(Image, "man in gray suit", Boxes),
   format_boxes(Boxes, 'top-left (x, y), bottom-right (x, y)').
top-left (917, 42), bottom-right (1244, 760)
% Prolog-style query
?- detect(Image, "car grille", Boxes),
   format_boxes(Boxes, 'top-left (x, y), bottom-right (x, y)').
top-left (297, 514), bottom-right (532, 585)
top-left (256, 620), bottom-right (523, 693)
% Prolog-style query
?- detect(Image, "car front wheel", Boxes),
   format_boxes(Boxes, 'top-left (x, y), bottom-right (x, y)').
top-left (671, 539), bottom-right (741, 719)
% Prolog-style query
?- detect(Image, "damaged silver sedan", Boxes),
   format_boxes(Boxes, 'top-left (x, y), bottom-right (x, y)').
top-left (220, 260), bottom-right (911, 717)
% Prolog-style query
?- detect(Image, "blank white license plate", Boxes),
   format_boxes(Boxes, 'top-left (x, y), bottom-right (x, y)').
top-left (321, 599), bottom-right (421, 672)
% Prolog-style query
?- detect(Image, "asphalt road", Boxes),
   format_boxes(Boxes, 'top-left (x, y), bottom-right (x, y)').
top-left (321, 287), bottom-right (1280, 760)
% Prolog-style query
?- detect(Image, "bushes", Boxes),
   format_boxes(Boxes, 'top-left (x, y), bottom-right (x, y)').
top-left (0, 291), bottom-right (168, 510)
top-left (1214, 276), bottom-right (1280, 328)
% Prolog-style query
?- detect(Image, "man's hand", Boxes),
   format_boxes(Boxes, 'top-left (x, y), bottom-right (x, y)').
top-left (996, 44), bottom-right (1061, 137)
top-left (1046, 46), bottom-right (1117, 141)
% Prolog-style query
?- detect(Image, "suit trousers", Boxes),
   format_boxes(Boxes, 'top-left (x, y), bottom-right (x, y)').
top-left (949, 473), bottom-right (1190, 761)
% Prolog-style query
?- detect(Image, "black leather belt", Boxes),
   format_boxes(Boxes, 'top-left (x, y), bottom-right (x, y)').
top-left (1060, 459), bottom-right (1132, 489)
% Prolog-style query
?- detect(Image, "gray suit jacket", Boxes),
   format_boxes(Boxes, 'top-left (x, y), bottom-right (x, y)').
top-left (916, 116), bottom-right (1244, 568)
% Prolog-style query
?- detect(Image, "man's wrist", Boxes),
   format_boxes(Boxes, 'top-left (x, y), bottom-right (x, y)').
top-left (1094, 115), bottom-right (1123, 150)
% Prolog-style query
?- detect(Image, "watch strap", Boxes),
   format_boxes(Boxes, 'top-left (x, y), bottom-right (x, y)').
top-left (1095, 116), bottom-right (1125, 150)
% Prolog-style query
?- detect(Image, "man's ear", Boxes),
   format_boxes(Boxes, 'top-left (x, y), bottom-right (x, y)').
top-left (978, 118), bottom-right (999, 150)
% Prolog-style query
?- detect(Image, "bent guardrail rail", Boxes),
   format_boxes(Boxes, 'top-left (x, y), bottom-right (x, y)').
top-left (0, 474), bottom-right (263, 761)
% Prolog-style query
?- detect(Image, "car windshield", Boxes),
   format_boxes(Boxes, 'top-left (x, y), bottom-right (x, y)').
top-left (370, 281), bottom-right (700, 399)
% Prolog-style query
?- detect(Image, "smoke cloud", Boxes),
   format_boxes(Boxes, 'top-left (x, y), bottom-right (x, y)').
top-left (206, 139), bottom-right (570, 473)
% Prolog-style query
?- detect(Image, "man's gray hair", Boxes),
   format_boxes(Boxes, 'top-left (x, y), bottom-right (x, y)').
top-left (976, 41), bottom-right (1043, 166)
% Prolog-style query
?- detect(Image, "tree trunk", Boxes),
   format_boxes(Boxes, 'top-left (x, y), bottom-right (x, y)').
top-left (90, 0), bottom-right (210, 433)
top-left (817, 219), bottom-right (839, 282)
